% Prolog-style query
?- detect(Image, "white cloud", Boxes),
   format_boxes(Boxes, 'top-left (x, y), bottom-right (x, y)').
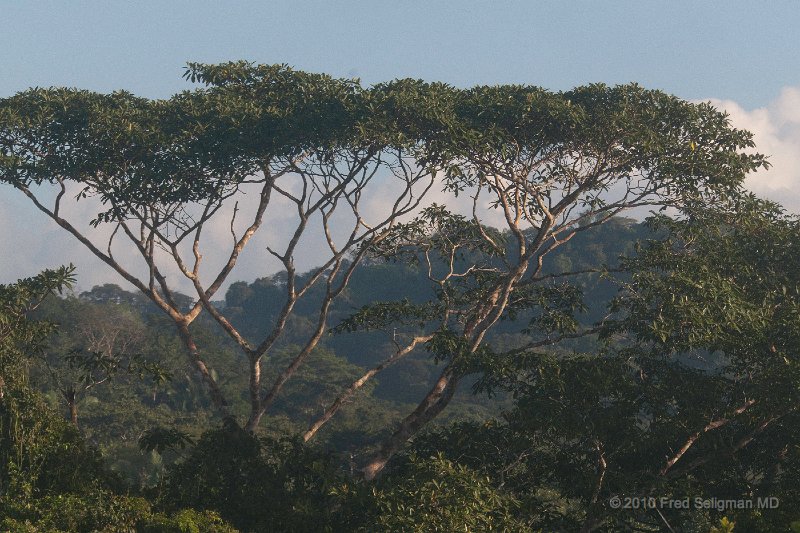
top-left (0, 188), bottom-right (113, 290)
top-left (706, 87), bottom-right (800, 214)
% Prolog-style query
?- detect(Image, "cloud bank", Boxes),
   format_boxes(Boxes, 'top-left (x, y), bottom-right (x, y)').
top-left (706, 86), bottom-right (800, 214)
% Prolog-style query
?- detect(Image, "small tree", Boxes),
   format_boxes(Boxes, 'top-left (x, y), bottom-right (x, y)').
top-left (0, 267), bottom-right (108, 498)
top-left (0, 266), bottom-right (74, 400)
top-left (372, 453), bottom-right (531, 532)
top-left (29, 298), bottom-right (170, 426)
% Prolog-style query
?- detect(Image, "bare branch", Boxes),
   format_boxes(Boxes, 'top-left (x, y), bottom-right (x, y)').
top-left (303, 334), bottom-right (434, 441)
top-left (659, 399), bottom-right (757, 477)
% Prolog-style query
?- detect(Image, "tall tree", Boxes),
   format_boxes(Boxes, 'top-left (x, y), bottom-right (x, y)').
top-left (334, 83), bottom-right (767, 478)
top-left (0, 63), bottom-right (435, 431)
top-left (0, 68), bottom-right (766, 476)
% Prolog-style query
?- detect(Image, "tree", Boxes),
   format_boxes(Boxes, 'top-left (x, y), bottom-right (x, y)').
top-left (328, 83), bottom-right (766, 478)
top-left (0, 62), bottom-right (435, 432)
top-left (0, 267), bottom-right (74, 398)
top-left (156, 424), bottom-right (349, 532)
top-left (35, 299), bottom-right (170, 427)
top-left (370, 453), bottom-right (531, 532)
top-left (0, 267), bottom-right (109, 498)
top-left (419, 195), bottom-right (800, 531)
top-left (595, 194), bottom-right (800, 531)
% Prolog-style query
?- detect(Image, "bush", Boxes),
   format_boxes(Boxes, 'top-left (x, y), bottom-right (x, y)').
top-left (0, 491), bottom-right (238, 532)
top-left (1, 383), bottom-right (121, 499)
top-left (156, 423), bottom-right (347, 532)
top-left (139, 508), bottom-right (239, 532)
top-left (372, 453), bottom-right (533, 532)
top-left (1, 491), bottom-right (149, 532)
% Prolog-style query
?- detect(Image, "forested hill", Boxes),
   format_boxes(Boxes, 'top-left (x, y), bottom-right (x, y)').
top-left (29, 216), bottom-right (649, 482)
top-left (225, 215), bottom-right (646, 358)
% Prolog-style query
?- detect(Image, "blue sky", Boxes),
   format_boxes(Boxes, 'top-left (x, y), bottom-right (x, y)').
top-left (2, 2), bottom-right (797, 105)
top-left (2, 2), bottom-right (800, 289)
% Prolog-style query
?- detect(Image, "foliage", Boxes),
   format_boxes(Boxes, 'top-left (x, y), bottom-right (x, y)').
top-left (139, 426), bottom-right (195, 455)
top-left (156, 423), bottom-right (348, 532)
top-left (396, 196), bottom-right (800, 531)
top-left (0, 266), bottom-right (75, 375)
top-left (139, 508), bottom-right (239, 533)
top-left (709, 517), bottom-right (736, 533)
top-left (371, 453), bottom-right (533, 532)
top-left (0, 267), bottom-right (117, 498)
top-left (0, 384), bottom-right (117, 499)
top-left (1, 490), bottom-right (237, 532)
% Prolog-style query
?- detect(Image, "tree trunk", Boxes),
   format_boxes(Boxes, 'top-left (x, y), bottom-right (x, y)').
top-left (246, 297), bottom-right (335, 432)
top-left (65, 389), bottom-right (78, 427)
top-left (245, 356), bottom-right (262, 432)
top-left (175, 321), bottom-right (234, 422)
top-left (362, 365), bottom-right (459, 480)
top-left (244, 346), bottom-right (312, 432)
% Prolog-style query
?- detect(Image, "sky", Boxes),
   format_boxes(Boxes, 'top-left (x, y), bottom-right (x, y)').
top-left (2, 1), bottom-right (800, 292)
